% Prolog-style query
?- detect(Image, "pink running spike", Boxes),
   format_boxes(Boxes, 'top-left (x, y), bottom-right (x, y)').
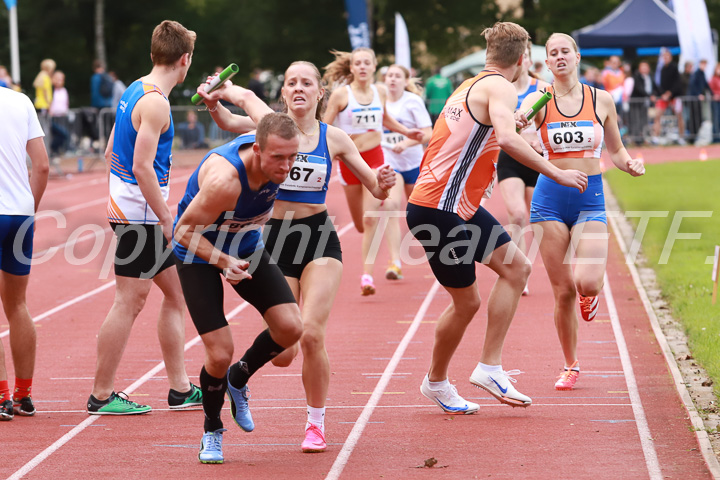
top-left (302, 423), bottom-right (327, 453)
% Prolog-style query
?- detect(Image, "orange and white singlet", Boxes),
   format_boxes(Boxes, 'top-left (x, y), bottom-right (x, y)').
top-left (537, 84), bottom-right (604, 161)
top-left (408, 71), bottom-right (500, 220)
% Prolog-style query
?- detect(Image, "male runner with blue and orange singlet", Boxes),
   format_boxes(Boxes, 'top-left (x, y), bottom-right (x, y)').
top-left (407, 22), bottom-right (588, 415)
top-left (87, 20), bottom-right (201, 416)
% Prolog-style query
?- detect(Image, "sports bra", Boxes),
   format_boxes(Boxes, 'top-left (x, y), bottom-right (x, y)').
top-left (537, 84), bottom-right (604, 161)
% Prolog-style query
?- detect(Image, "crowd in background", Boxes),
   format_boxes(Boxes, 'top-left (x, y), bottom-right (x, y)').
top-left (4, 49), bottom-right (720, 177)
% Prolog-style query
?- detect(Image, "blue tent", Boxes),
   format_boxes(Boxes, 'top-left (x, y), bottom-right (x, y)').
top-left (573, 0), bottom-right (679, 50)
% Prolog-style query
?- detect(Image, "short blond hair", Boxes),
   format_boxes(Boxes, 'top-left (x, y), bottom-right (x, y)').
top-left (256, 112), bottom-right (300, 150)
top-left (482, 22), bottom-right (529, 68)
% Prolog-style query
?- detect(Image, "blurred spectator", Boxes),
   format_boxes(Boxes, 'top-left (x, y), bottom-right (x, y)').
top-left (687, 59), bottom-right (710, 137)
top-left (33, 58), bottom-right (55, 112)
top-left (0, 65), bottom-right (15, 89)
top-left (90, 59), bottom-right (113, 109)
top-left (178, 110), bottom-right (208, 149)
top-left (532, 60), bottom-right (553, 83)
top-left (629, 62), bottom-right (658, 142)
top-left (580, 67), bottom-right (603, 89)
top-left (601, 55), bottom-right (625, 111)
top-left (108, 71), bottom-right (127, 111)
top-left (709, 64), bottom-right (720, 141)
top-left (33, 59), bottom-right (55, 152)
top-left (424, 67), bottom-right (453, 125)
top-left (620, 62), bottom-right (634, 136)
top-left (653, 50), bottom-right (685, 144)
top-left (48, 70), bottom-right (69, 166)
top-left (247, 68), bottom-right (267, 102)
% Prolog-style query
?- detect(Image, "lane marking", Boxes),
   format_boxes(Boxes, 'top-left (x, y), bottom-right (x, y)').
top-left (0, 281), bottom-right (116, 339)
top-left (39, 172), bottom-right (193, 221)
top-left (606, 205), bottom-right (720, 478)
top-left (7, 300), bottom-right (250, 480)
top-left (604, 273), bottom-right (662, 480)
top-left (325, 281), bottom-right (441, 480)
top-left (32, 402), bottom-right (634, 414)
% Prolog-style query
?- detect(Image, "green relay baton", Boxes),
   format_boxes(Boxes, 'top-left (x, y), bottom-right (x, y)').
top-left (517, 91), bottom-right (552, 131)
top-left (191, 63), bottom-right (240, 105)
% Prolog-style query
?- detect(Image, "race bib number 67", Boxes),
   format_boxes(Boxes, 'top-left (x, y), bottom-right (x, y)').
top-left (547, 120), bottom-right (595, 154)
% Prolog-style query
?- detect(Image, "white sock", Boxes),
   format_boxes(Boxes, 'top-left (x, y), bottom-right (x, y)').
top-left (392, 259), bottom-right (401, 268)
top-left (307, 406), bottom-right (325, 428)
top-left (565, 363), bottom-right (580, 372)
top-left (428, 377), bottom-right (450, 390)
top-left (479, 362), bottom-right (502, 373)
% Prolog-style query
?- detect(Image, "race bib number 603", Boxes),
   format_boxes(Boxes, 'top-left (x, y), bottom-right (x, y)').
top-left (547, 120), bottom-right (595, 154)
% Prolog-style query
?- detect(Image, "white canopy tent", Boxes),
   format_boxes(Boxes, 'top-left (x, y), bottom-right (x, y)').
top-left (439, 44), bottom-right (551, 80)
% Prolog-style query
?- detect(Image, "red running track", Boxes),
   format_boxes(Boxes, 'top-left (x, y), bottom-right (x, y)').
top-left (0, 162), bottom-right (713, 479)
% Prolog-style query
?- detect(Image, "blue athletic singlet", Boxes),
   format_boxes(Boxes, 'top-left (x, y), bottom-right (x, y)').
top-left (276, 122), bottom-right (332, 204)
top-left (516, 78), bottom-right (539, 111)
top-left (173, 134), bottom-right (279, 263)
top-left (107, 80), bottom-right (174, 224)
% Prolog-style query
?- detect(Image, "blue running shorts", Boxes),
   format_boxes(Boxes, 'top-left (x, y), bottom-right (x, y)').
top-left (530, 174), bottom-right (606, 229)
top-left (0, 215), bottom-right (34, 276)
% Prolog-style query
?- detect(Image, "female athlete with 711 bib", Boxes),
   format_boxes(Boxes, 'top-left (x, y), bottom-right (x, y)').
top-left (518, 33), bottom-right (644, 391)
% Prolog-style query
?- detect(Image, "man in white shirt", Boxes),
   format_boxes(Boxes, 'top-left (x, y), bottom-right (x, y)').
top-left (0, 87), bottom-right (50, 420)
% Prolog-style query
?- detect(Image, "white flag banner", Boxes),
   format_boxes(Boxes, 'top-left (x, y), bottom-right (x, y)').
top-left (395, 12), bottom-right (411, 70)
top-left (674, 0), bottom-right (715, 81)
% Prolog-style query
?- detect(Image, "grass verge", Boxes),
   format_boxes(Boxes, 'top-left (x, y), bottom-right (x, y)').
top-left (605, 159), bottom-right (720, 392)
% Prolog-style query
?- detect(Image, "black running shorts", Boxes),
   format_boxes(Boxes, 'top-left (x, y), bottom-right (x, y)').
top-left (111, 223), bottom-right (175, 279)
top-left (496, 150), bottom-right (540, 187)
top-left (175, 249), bottom-right (297, 335)
top-left (406, 203), bottom-right (512, 289)
top-left (263, 210), bottom-right (343, 279)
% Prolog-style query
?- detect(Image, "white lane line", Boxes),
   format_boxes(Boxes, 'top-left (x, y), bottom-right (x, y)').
top-left (37, 172), bottom-right (193, 222)
top-left (0, 282), bottom-right (116, 339)
top-left (7, 300), bottom-right (251, 480)
top-left (603, 273), bottom-right (662, 480)
top-left (325, 280), bottom-right (441, 480)
top-left (45, 176), bottom-right (105, 195)
top-left (32, 402), bottom-right (635, 414)
top-left (606, 211), bottom-right (720, 478)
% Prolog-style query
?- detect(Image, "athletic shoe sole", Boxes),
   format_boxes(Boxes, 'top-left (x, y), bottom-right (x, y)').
top-left (87, 409), bottom-right (151, 415)
top-left (469, 379), bottom-right (532, 408)
top-left (420, 386), bottom-right (479, 415)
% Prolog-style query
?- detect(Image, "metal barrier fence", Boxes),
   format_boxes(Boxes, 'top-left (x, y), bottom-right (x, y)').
top-left (622, 96), bottom-right (719, 146)
top-left (46, 104), bottom-right (250, 166)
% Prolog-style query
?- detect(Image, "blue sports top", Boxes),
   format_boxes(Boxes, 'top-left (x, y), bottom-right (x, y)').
top-left (173, 134), bottom-right (279, 264)
top-left (517, 78), bottom-right (539, 111)
top-left (276, 122), bottom-right (332, 204)
top-left (107, 80), bottom-right (174, 224)
top-left (110, 80), bottom-right (173, 187)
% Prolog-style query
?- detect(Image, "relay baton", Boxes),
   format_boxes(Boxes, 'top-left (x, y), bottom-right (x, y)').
top-left (191, 63), bottom-right (240, 105)
top-left (517, 91), bottom-right (552, 131)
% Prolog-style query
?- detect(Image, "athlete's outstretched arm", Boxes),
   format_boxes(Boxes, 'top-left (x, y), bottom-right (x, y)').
top-left (597, 89), bottom-right (645, 176)
top-left (485, 80), bottom-right (588, 193)
top-left (197, 81), bottom-right (268, 134)
top-left (327, 125), bottom-right (393, 199)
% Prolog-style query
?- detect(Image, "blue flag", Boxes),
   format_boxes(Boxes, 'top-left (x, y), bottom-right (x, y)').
top-left (4, 0), bottom-right (17, 9)
top-left (344, 0), bottom-right (371, 49)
